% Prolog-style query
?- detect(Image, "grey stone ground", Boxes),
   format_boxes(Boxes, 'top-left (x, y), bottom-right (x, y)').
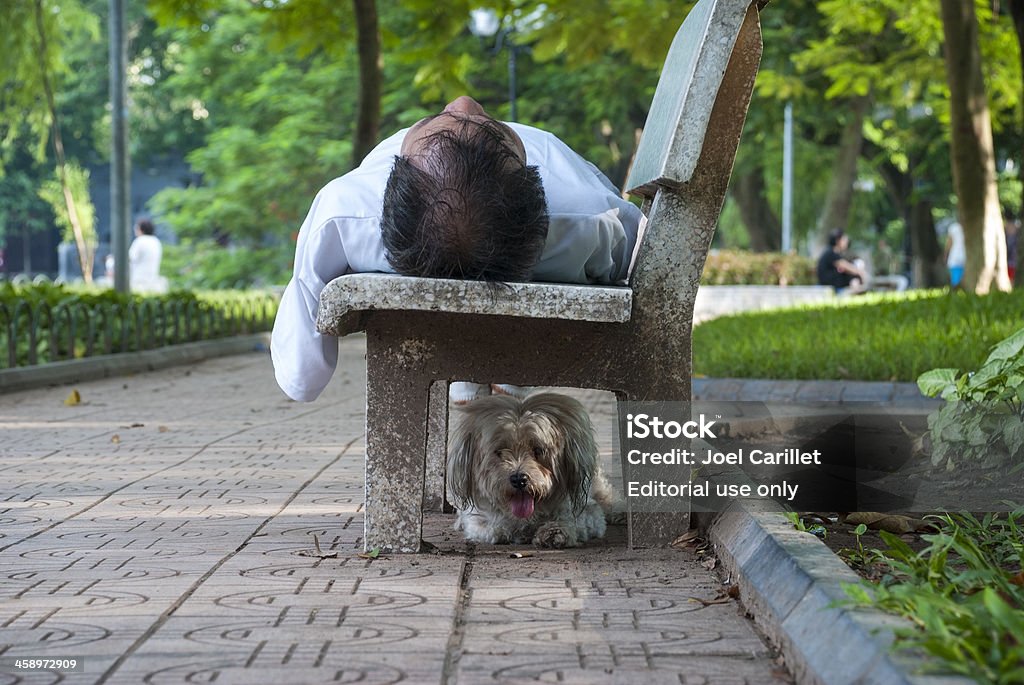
top-left (0, 336), bottom-right (791, 684)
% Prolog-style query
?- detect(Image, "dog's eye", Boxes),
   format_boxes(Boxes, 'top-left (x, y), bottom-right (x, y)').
top-left (532, 446), bottom-right (544, 458)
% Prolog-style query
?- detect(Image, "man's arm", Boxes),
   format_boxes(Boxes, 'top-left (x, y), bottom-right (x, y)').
top-left (271, 179), bottom-right (394, 402)
top-left (533, 209), bottom-right (632, 284)
top-left (513, 125), bottom-right (643, 285)
top-left (272, 215), bottom-right (349, 402)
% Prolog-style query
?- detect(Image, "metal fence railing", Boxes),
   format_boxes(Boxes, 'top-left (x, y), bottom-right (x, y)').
top-left (0, 289), bottom-right (278, 369)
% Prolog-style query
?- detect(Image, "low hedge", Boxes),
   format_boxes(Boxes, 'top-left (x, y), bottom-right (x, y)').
top-left (0, 281), bottom-right (279, 368)
top-left (700, 250), bottom-right (817, 286)
top-left (692, 289), bottom-right (1024, 382)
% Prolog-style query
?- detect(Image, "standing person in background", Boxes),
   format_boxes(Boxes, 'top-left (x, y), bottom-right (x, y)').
top-left (129, 218), bottom-right (168, 293)
top-left (1004, 215), bottom-right (1018, 283)
top-left (944, 219), bottom-right (966, 288)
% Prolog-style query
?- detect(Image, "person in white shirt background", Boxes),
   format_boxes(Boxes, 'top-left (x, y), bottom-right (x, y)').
top-left (944, 219), bottom-right (966, 287)
top-left (271, 95), bottom-right (644, 403)
top-left (128, 218), bottom-right (168, 293)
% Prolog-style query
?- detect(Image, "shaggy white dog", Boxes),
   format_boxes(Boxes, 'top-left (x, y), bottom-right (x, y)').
top-left (447, 392), bottom-right (614, 548)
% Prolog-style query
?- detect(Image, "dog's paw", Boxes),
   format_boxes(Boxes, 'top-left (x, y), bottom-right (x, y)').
top-left (532, 522), bottom-right (577, 548)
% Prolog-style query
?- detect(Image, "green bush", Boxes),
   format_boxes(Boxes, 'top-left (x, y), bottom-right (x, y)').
top-left (917, 327), bottom-right (1024, 470)
top-left (700, 250), bottom-right (817, 286)
top-left (692, 289), bottom-right (1024, 382)
top-left (162, 241), bottom-right (291, 290)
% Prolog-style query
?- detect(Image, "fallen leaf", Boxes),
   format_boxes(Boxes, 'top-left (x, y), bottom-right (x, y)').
top-left (804, 513), bottom-right (833, 525)
top-left (110, 434), bottom-right (121, 444)
top-left (158, 426), bottom-right (170, 433)
top-left (701, 557), bottom-right (718, 571)
top-left (671, 530), bottom-right (702, 550)
top-left (688, 591), bottom-right (732, 606)
top-left (296, 533), bottom-right (339, 559)
top-left (358, 547), bottom-right (381, 560)
top-left (296, 549), bottom-right (337, 558)
top-left (509, 551), bottom-right (534, 559)
top-left (844, 512), bottom-right (935, 534)
top-left (64, 389), bottom-right (81, 406)
top-left (899, 422), bottom-right (932, 460)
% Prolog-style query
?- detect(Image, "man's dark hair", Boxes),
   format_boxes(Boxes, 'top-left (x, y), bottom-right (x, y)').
top-left (827, 228), bottom-right (845, 247)
top-left (381, 118), bottom-right (548, 282)
top-left (136, 218), bottom-right (156, 236)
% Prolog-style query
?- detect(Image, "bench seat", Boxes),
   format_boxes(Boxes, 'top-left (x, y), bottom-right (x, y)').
top-left (316, 274), bottom-right (632, 337)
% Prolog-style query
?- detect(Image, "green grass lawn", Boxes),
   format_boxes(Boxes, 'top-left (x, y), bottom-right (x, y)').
top-left (692, 289), bottom-right (1024, 383)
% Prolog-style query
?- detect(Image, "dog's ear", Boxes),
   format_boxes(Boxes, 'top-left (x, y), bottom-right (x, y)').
top-left (447, 406), bottom-right (480, 509)
top-left (525, 393), bottom-right (597, 514)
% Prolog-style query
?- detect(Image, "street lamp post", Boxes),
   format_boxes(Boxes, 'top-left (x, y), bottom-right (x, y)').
top-left (469, 8), bottom-right (517, 122)
top-left (782, 101), bottom-right (793, 253)
top-left (109, 0), bottom-right (130, 292)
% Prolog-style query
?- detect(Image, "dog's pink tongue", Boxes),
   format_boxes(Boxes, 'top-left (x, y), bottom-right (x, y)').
top-left (511, 492), bottom-right (535, 519)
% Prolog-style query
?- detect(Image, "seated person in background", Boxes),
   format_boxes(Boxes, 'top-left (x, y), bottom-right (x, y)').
top-left (817, 229), bottom-right (867, 293)
top-left (271, 95), bottom-right (644, 403)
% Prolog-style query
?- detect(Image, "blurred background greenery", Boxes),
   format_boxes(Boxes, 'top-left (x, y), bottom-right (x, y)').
top-left (0, 0), bottom-right (1021, 291)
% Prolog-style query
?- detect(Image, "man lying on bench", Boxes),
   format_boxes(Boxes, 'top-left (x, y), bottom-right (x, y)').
top-left (271, 95), bottom-right (644, 404)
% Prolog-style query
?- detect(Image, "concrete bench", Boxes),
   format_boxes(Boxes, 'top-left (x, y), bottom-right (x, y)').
top-left (317, 0), bottom-right (766, 552)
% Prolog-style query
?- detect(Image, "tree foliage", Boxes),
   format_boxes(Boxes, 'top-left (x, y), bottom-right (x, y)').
top-left (0, 164), bottom-right (52, 246)
top-left (147, 7), bottom-right (356, 247)
top-left (0, 1), bottom-right (99, 168)
top-left (1, 0), bottom-right (1023, 290)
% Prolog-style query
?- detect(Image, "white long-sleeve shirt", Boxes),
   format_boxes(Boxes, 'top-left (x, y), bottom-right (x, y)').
top-left (128, 234), bottom-right (167, 293)
top-left (272, 123), bottom-right (644, 402)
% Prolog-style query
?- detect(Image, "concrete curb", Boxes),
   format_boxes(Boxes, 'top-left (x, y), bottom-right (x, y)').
top-left (694, 377), bottom-right (940, 408)
top-left (0, 333), bottom-right (271, 394)
top-left (706, 505), bottom-right (973, 685)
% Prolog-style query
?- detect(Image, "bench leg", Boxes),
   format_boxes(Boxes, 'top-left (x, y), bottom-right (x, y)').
top-left (423, 380), bottom-right (450, 513)
top-left (363, 363), bottom-right (429, 553)
top-left (614, 391), bottom-right (691, 549)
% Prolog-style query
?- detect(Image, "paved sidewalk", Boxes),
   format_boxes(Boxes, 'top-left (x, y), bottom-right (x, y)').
top-left (0, 336), bottom-right (789, 684)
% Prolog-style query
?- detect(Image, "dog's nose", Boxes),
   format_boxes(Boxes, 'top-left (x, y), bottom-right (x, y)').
top-left (509, 472), bottom-right (529, 490)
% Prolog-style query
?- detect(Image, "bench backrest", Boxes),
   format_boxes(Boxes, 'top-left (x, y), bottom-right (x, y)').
top-left (621, 0), bottom-right (761, 348)
top-left (627, 0), bottom-right (761, 198)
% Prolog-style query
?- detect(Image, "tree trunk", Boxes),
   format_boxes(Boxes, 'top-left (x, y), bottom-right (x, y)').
top-left (33, 0), bottom-right (93, 283)
top-left (939, 0), bottom-right (1011, 293)
top-left (908, 198), bottom-right (948, 288)
top-left (815, 94), bottom-right (871, 238)
top-left (1009, 0), bottom-right (1024, 287)
top-left (730, 165), bottom-right (781, 252)
top-left (352, 0), bottom-right (382, 167)
top-left (873, 144), bottom-right (947, 288)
